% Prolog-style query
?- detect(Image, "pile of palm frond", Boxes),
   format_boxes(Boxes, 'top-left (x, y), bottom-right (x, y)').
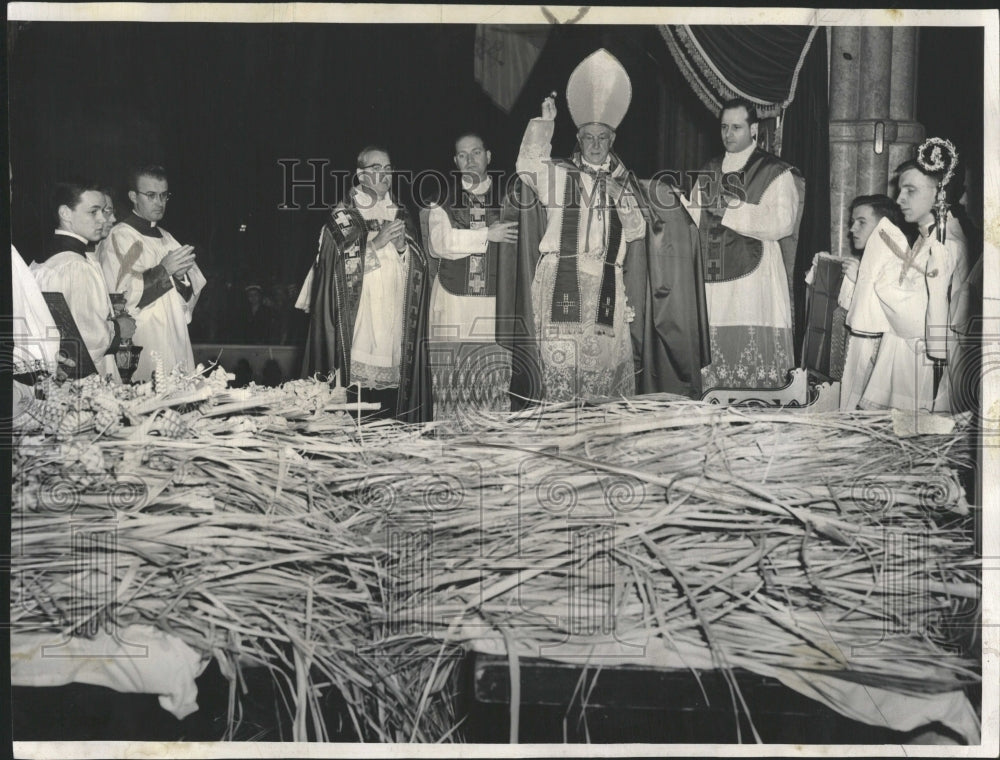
top-left (10, 383), bottom-right (980, 742)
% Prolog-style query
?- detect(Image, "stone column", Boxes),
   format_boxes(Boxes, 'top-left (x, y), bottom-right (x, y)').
top-left (828, 26), bottom-right (924, 256)
top-left (887, 27), bottom-right (924, 193)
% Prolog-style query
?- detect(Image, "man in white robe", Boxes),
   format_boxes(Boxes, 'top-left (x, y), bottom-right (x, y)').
top-left (12, 244), bottom-right (63, 423)
top-left (97, 165), bottom-right (205, 382)
top-left (835, 196), bottom-right (931, 411)
top-left (12, 245), bottom-right (60, 380)
top-left (686, 98), bottom-right (805, 390)
top-left (515, 50), bottom-right (647, 402)
top-left (895, 157), bottom-right (972, 413)
top-left (32, 181), bottom-right (135, 380)
top-left (425, 132), bottom-right (518, 421)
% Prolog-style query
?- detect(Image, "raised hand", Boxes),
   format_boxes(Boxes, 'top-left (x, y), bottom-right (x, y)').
top-left (541, 95), bottom-right (557, 121)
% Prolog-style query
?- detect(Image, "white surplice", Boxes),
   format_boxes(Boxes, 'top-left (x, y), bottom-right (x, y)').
top-left (349, 189), bottom-right (409, 389)
top-left (11, 244), bottom-right (60, 376)
top-left (686, 143), bottom-right (799, 389)
top-left (426, 176), bottom-right (494, 342)
top-left (846, 217), bottom-right (935, 412)
top-left (32, 231), bottom-right (120, 380)
top-left (98, 220), bottom-right (205, 382)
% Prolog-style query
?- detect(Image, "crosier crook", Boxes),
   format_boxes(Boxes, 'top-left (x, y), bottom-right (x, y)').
top-left (916, 137), bottom-right (959, 244)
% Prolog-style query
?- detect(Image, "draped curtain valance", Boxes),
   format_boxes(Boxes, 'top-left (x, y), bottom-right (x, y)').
top-left (659, 25), bottom-right (817, 119)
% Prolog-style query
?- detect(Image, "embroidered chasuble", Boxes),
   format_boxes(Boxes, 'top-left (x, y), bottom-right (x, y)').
top-left (299, 189), bottom-right (432, 422)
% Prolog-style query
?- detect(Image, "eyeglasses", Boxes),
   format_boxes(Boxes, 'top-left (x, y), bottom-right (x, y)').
top-left (362, 164), bottom-right (393, 173)
top-left (137, 191), bottom-right (172, 202)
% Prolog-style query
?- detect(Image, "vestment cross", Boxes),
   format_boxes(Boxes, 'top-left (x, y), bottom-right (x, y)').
top-left (561, 292), bottom-right (573, 315)
top-left (334, 209), bottom-right (353, 232)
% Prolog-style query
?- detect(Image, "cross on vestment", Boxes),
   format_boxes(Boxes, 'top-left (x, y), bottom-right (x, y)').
top-left (600, 294), bottom-right (614, 321)
top-left (597, 174), bottom-right (608, 219)
top-left (561, 292), bottom-right (573, 315)
top-left (707, 258), bottom-right (721, 279)
top-left (470, 204), bottom-right (486, 229)
top-left (334, 209), bottom-right (353, 232)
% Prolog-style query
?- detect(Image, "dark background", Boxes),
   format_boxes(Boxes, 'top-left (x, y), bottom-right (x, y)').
top-left (6, 22), bottom-right (985, 344)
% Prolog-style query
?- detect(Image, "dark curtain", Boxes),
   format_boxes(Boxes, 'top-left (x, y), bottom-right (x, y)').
top-left (917, 27), bottom-right (984, 233)
top-left (649, 30), bottom-right (718, 192)
top-left (780, 28), bottom-right (830, 352)
top-left (660, 25), bottom-right (816, 116)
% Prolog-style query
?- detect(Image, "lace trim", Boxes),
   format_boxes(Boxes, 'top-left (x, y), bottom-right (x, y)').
top-left (701, 325), bottom-right (794, 389)
top-left (351, 359), bottom-right (400, 390)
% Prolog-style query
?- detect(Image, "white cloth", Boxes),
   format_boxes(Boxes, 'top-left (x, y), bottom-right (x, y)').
top-left (837, 219), bottom-right (902, 410)
top-left (11, 244), bottom-right (60, 375)
top-left (837, 268), bottom-right (855, 311)
top-left (32, 234), bottom-right (120, 379)
top-left (98, 220), bottom-right (205, 382)
top-left (839, 334), bottom-right (880, 411)
top-left (846, 217), bottom-right (900, 335)
top-left (350, 189), bottom-right (409, 389)
top-left (427, 177), bottom-right (493, 342)
top-left (468, 631), bottom-right (980, 744)
top-left (11, 625), bottom-right (208, 719)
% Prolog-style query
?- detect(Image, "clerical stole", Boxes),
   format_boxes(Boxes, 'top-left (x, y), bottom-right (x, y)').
top-left (428, 184), bottom-right (511, 426)
top-left (531, 164), bottom-right (635, 402)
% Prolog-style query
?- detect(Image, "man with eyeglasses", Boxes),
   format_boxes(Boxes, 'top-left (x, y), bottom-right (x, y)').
top-left (507, 48), bottom-right (715, 406)
top-left (98, 164), bottom-right (206, 382)
top-left (298, 146), bottom-right (432, 421)
top-left (31, 179), bottom-right (135, 380)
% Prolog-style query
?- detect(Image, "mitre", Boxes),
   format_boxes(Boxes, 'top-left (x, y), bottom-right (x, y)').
top-left (566, 48), bottom-right (632, 130)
